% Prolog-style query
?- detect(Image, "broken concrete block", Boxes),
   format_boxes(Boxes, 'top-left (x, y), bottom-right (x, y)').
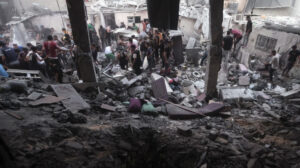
top-left (151, 73), bottom-right (173, 93)
top-left (101, 104), bottom-right (117, 112)
top-left (185, 37), bottom-right (196, 49)
top-left (7, 80), bottom-right (28, 93)
top-left (121, 78), bottom-right (129, 85)
top-left (27, 92), bottom-right (42, 101)
top-left (51, 84), bottom-right (91, 113)
top-left (221, 88), bottom-right (254, 101)
top-left (183, 84), bottom-right (197, 96)
top-left (127, 75), bottom-right (143, 87)
top-left (128, 86), bottom-right (145, 97)
top-left (239, 76), bottom-right (250, 86)
top-left (177, 126), bottom-right (193, 137)
top-left (194, 80), bottom-right (205, 93)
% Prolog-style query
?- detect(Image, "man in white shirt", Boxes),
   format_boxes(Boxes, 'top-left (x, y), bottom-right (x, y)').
top-left (269, 50), bottom-right (280, 82)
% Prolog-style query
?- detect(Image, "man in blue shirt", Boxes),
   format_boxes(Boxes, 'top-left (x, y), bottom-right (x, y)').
top-left (0, 42), bottom-right (19, 68)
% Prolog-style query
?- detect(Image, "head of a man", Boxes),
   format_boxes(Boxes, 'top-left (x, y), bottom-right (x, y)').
top-left (271, 50), bottom-right (276, 56)
top-left (13, 44), bottom-right (18, 49)
top-left (48, 35), bottom-right (53, 41)
top-left (292, 45), bottom-right (297, 51)
top-left (246, 16), bottom-right (251, 21)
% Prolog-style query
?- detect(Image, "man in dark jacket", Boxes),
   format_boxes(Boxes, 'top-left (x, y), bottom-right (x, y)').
top-left (282, 45), bottom-right (300, 77)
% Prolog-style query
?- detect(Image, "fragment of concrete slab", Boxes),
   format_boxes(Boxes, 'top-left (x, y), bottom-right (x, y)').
top-left (183, 84), bottom-right (197, 96)
top-left (29, 95), bottom-right (66, 106)
top-left (194, 80), bottom-right (205, 93)
top-left (292, 84), bottom-right (300, 90)
top-left (151, 78), bottom-right (169, 100)
top-left (101, 104), bottom-right (117, 112)
top-left (128, 86), bottom-right (145, 97)
top-left (272, 86), bottom-right (286, 94)
top-left (221, 88), bottom-right (254, 101)
top-left (127, 75), bottom-right (143, 87)
top-left (7, 80), bottom-right (28, 93)
top-left (185, 37), bottom-right (196, 49)
top-left (151, 73), bottom-right (173, 93)
top-left (51, 84), bottom-right (91, 113)
top-left (177, 126), bottom-right (193, 137)
top-left (182, 80), bottom-right (193, 87)
top-left (121, 78), bottom-right (129, 85)
top-left (239, 76), bottom-right (250, 86)
top-left (27, 92), bottom-right (42, 101)
top-left (280, 89), bottom-right (300, 98)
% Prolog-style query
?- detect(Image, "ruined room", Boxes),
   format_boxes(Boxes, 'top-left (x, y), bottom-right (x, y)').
top-left (0, 0), bottom-right (300, 168)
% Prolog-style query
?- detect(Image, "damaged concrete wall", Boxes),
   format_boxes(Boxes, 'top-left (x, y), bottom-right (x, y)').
top-left (248, 0), bottom-right (300, 17)
top-left (245, 27), bottom-right (300, 60)
top-left (114, 10), bottom-right (148, 30)
top-left (13, 0), bottom-right (67, 13)
top-left (30, 14), bottom-right (65, 33)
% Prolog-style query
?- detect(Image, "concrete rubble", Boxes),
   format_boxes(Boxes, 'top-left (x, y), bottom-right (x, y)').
top-left (0, 1), bottom-right (300, 168)
top-left (0, 48), bottom-right (300, 167)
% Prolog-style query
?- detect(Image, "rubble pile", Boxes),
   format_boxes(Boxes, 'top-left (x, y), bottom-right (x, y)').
top-left (0, 56), bottom-right (300, 168)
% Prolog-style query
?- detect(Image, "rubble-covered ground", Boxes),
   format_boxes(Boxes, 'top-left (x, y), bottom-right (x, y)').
top-left (0, 59), bottom-right (300, 168)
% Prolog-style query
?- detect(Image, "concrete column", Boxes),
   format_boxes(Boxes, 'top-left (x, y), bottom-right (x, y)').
top-left (66, 0), bottom-right (97, 82)
top-left (204, 0), bottom-right (224, 98)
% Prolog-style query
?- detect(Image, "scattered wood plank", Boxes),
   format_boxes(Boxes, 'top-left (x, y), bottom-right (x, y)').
top-left (27, 92), bottom-right (42, 101)
top-left (51, 84), bottom-right (91, 113)
top-left (280, 89), bottom-right (300, 98)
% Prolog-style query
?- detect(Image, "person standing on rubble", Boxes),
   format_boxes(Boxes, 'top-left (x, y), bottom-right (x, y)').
top-left (146, 41), bottom-right (155, 71)
top-left (153, 31), bottom-right (160, 63)
top-left (43, 35), bottom-right (68, 83)
top-left (106, 26), bottom-right (112, 46)
top-left (223, 30), bottom-right (234, 71)
top-left (243, 16), bottom-right (252, 47)
top-left (131, 44), bottom-right (142, 75)
top-left (27, 46), bottom-right (47, 77)
top-left (99, 26), bottom-right (107, 51)
top-left (230, 29), bottom-right (243, 51)
top-left (268, 50), bottom-right (280, 82)
top-left (282, 45), bottom-right (300, 77)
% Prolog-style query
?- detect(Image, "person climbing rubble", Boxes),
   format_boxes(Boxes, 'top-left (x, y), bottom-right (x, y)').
top-left (230, 29), bottom-right (243, 51)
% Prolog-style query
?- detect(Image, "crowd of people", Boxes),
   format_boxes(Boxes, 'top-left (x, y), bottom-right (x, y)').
top-left (0, 27), bottom-right (72, 82)
top-left (100, 20), bottom-right (174, 76)
top-left (1, 16), bottom-right (299, 83)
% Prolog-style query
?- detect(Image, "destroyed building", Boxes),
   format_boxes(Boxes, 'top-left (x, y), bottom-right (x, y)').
top-left (0, 0), bottom-right (300, 168)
